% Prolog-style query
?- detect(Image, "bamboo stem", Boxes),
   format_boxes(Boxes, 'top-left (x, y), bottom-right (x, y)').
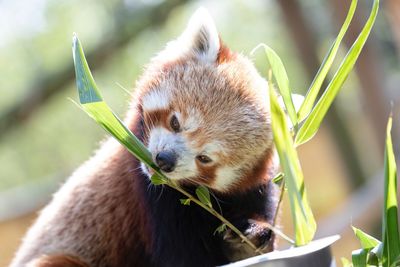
top-left (273, 180), bottom-right (286, 227)
top-left (165, 180), bottom-right (295, 252)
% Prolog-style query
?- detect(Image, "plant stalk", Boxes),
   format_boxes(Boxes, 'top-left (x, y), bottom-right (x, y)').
top-left (273, 180), bottom-right (286, 227)
top-left (165, 180), bottom-right (294, 252)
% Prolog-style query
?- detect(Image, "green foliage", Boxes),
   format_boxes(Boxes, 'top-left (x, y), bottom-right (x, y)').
top-left (295, 0), bottom-right (379, 146)
top-left (260, 0), bottom-right (379, 248)
top-left (346, 116), bottom-right (400, 267)
top-left (270, 88), bottom-right (316, 246)
top-left (180, 198), bottom-right (191, 205)
top-left (341, 257), bottom-right (353, 267)
top-left (214, 223), bottom-right (228, 235)
top-left (253, 44), bottom-right (298, 130)
top-left (195, 185), bottom-right (212, 208)
top-left (297, 0), bottom-right (357, 122)
top-left (72, 35), bottom-right (156, 170)
top-left (352, 226), bottom-right (380, 249)
top-left (352, 249), bottom-right (369, 267)
top-left (272, 172), bottom-right (284, 184)
top-left (382, 116), bottom-right (400, 266)
top-left (150, 173), bottom-right (168, 185)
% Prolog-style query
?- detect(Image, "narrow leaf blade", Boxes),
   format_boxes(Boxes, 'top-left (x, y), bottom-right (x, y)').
top-left (72, 34), bottom-right (103, 104)
top-left (72, 35), bottom-right (157, 170)
top-left (352, 249), bottom-right (369, 267)
top-left (151, 173), bottom-right (168, 185)
top-left (270, 88), bottom-right (316, 245)
top-left (295, 0), bottom-right (379, 145)
top-left (196, 185), bottom-right (212, 208)
top-left (180, 198), bottom-right (191, 206)
top-left (352, 226), bottom-right (381, 249)
top-left (256, 44), bottom-right (297, 129)
top-left (297, 0), bottom-right (357, 122)
top-left (382, 116), bottom-right (400, 266)
top-left (214, 223), bottom-right (228, 235)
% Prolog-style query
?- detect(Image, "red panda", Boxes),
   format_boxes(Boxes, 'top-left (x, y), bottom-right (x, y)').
top-left (11, 8), bottom-right (278, 267)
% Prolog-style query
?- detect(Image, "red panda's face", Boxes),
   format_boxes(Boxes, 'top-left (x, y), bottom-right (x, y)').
top-left (137, 9), bottom-right (273, 193)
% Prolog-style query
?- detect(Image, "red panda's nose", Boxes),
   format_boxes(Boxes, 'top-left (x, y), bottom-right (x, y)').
top-left (155, 151), bottom-right (177, 173)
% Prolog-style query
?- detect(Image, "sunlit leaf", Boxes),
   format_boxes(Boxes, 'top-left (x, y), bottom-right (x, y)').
top-left (270, 88), bottom-right (316, 246)
top-left (196, 185), bottom-right (212, 208)
top-left (352, 226), bottom-right (381, 249)
top-left (295, 0), bottom-right (379, 145)
top-left (297, 0), bottom-right (357, 122)
top-left (341, 257), bottom-right (353, 267)
top-left (151, 173), bottom-right (168, 185)
top-left (72, 34), bottom-right (158, 171)
top-left (382, 115), bottom-right (400, 267)
top-left (352, 249), bottom-right (369, 267)
top-left (253, 44), bottom-right (297, 129)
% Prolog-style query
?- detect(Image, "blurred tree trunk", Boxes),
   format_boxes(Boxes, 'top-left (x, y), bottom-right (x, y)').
top-left (276, 0), bottom-right (366, 188)
top-left (385, 0), bottom-right (400, 59)
top-left (384, 0), bottom-right (400, 154)
top-left (0, 0), bottom-right (189, 140)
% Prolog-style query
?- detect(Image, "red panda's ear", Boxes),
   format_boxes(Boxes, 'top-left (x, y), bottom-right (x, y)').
top-left (159, 8), bottom-right (221, 63)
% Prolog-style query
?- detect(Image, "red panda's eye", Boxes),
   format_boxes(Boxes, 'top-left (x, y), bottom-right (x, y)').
top-left (170, 115), bottom-right (180, 132)
top-left (196, 155), bottom-right (212, 164)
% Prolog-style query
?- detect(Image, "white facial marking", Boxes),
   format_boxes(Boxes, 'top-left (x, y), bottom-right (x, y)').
top-left (184, 108), bottom-right (201, 131)
top-left (140, 162), bottom-right (150, 177)
top-left (142, 90), bottom-right (170, 111)
top-left (147, 127), bottom-right (197, 180)
top-left (148, 127), bottom-right (176, 153)
top-left (213, 166), bottom-right (240, 191)
top-left (203, 141), bottom-right (225, 155)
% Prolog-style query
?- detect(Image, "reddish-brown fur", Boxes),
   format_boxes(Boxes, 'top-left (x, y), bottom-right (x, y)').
top-left (11, 9), bottom-right (278, 267)
top-left (27, 255), bottom-right (89, 267)
top-left (217, 40), bottom-right (236, 64)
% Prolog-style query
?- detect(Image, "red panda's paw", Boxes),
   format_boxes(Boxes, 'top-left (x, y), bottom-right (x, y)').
top-left (222, 219), bottom-right (275, 262)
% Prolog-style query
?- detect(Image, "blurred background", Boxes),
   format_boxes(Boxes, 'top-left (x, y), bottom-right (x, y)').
top-left (0, 0), bottom-right (399, 265)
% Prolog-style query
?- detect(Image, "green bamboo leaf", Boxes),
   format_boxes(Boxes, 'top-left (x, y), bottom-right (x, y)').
top-left (72, 33), bottom-right (102, 104)
top-left (341, 257), bottom-right (353, 267)
top-left (272, 172), bottom-right (284, 184)
top-left (368, 243), bottom-right (382, 266)
top-left (352, 226), bottom-right (381, 249)
top-left (196, 185), bottom-right (212, 208)
top-left (295, 0), bottom-right (379, 146)
top-left (180, 198), bottom-right (191, 206)
top-left (72, 35), bottom-right (157, 171)
top-left (297, 0), bottom-right (357, 122)
top-left (391, 256), bottom-right (400, 267)
top-left (352, 249), bottom-right (369, 267)
top-left (270, 88), bottom-right (316, 246)
top-left (214, 223), bottom-right (227, 235)
top-left (382, 116), bottom-right (400, 267)
top-left (151, 173), bottom-right (168, 185)
top-left (253, 44), bottom-right (297, 129)
top-left (370, 242), bottom-right (383, 262)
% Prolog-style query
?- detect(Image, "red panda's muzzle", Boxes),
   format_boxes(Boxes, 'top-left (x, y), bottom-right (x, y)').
top-left (155, 150), bottom-right (177, 173)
